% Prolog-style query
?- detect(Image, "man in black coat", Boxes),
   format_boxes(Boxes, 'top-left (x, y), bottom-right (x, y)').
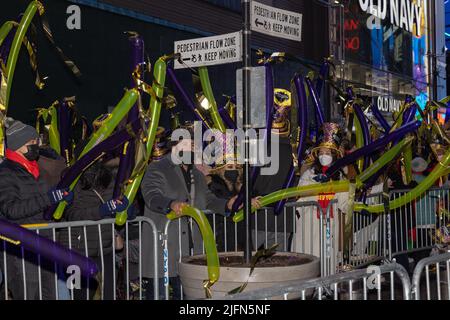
top-left (252, 136), bottom-right (295, 252)
top-left (0, 120), bottom-right (73, 300)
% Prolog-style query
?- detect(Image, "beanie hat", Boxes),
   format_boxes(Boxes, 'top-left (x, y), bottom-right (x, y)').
top-left (5, 120), bottom-right (39, 151)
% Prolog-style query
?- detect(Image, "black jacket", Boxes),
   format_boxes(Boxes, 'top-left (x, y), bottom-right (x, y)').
top-left (253, 137), bottom-right (295, 233)
top-left (58, 175), bottom-right (114, 257)
top-left (0, 159), bottom-right (51, 225)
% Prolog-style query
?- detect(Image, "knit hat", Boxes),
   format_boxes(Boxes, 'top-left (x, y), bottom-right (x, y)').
top-left (5, 119), bottom-right (39, 151)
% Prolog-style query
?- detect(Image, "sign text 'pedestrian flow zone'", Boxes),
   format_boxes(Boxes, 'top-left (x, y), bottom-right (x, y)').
top-left (251, 1), bottom-right (303, 42)
top-left (174, 32), bottom-right (242, 69)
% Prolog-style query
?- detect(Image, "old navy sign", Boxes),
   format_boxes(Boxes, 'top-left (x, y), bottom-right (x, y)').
top-left (376, 96), bottom-right (402, 113)
top-left (358, 0), bottom-right (424, 37)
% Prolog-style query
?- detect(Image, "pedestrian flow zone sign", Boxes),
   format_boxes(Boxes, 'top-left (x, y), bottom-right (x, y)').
top-left (174, 31), bottom-right (242, 69)
top-left (251, 1), bottom-right (302, 42)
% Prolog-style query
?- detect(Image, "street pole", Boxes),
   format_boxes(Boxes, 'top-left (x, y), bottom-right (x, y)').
top-left (242, 0), bottom-right (252, 264)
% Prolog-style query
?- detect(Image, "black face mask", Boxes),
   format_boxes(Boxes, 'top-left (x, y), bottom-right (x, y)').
top-left (224, 170), bottom-right (239, 183)
top-left (24, 144), bottom-right (40, 161)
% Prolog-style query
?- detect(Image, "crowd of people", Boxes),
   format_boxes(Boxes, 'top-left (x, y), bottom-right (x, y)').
top-left (0, 88), bottom-right (449, 300)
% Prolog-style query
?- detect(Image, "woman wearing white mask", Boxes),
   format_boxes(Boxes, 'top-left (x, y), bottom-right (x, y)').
top-left (292, 123), bottom-right (349, 274)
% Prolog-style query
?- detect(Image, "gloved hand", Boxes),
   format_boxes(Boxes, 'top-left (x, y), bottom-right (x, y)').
top-left (312, 174), bottom-right (330, 183)
top-left (48, 188), bottom-right (74, 205)
top-left (127, 204), bottom-right (138, 221)
top-left (99, 197), bottom-right (129, 218)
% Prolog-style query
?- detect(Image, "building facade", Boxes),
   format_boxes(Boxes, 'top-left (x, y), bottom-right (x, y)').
top-left (1, 0), bottom-right (445, 125)
top-left (329, 0), bottom-right (447, 122)
top-left (2, 0), bottom-right (333, 126)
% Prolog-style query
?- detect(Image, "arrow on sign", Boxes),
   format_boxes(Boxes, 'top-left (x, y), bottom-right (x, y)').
top-left (255, 19), bottom-right (264, 27)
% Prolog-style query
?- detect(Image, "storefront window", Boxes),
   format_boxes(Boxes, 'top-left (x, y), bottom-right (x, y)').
top-left (338, 0), bottom-right (430, 120)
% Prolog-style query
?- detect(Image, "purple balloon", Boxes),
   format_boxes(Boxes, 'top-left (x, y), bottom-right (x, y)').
top-left (44, 121), bottom-right (138, 220)
top-left (370, 104), bottom-right (391, 133)
top-left (353, 104), bottom-right (372, 171)
top-left (346, 87), bottom-right (355, 98)
top-left (305, 77), bottom-right (325, 128)
top-left (326, 120), bottom-right (421, 178)
top-left (113, 34), bottom-right (145, 198)
top-left (314, 60), bottom-right (329, 131)
top-left (0, 219), bottom-right (98, 278)
top-left (274, 74), bottom-right (308, 215)
top-left (361, 162), bottom-right (389, 194)
top-left (403, 103), bottom-right (418, 124)
top-left (167, 67), bottom-right (210, 131)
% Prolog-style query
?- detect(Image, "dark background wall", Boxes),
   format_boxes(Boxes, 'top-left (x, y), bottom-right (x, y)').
top-left (1, 0), bottom-right (329, 127)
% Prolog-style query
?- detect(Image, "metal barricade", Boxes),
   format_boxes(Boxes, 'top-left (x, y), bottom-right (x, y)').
top-left (346, 187), bottom-right (450, 268)
top-left (389, 187), bottom-right (449, 259)
top-left (218, 262), bottom-right (411, 300)
top-left (0, 217), bottom-right (159, 300)
top-left (162, 210), bottom-right (244, 300)
top-left (177, 201), bottom-right (342, 280)
top-left (290, 200), bottom-right (341, 277)
top-left (349, 192), bottom-right (389, 267)
top-left (411, 252), bottom-right (450, 300)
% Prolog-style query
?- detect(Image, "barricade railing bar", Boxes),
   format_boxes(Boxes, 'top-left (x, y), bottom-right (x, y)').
top-left (0, 217), bottom-right (160, 301)
top-left (411, 252), bottom-right (450, 300)
top-left (217, 262), bottom-right (411, 301)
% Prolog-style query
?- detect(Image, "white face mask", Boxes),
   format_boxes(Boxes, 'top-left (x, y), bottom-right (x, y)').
top-left (319, 155), bottom-right (333, 167)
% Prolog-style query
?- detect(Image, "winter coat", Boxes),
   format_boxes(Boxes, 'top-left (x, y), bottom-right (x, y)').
top-left (140, 154), bottom-right (229, 278)
top-left (253, 137), bottom-right (295, 233)
top-left (58, 179), bottom-right (114, 257)
top-left (0, 159), bottom-right (51, 225)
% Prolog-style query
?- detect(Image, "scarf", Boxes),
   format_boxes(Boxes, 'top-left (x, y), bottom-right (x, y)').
top-left (5, 148), bottom-right (40, 179)
top-left (317, 166), bottom-right (335, 219)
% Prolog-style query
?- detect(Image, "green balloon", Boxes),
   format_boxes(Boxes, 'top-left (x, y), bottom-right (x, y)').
top-left (115, 57), bottom-right (167, 226)
top-left (167, 206), bottom-right (220, 284)
top-left (5, 1), bottom-right (40, 111)
top-left (198, 67), bottom-right (226, 133)
top-left (357, 136), bottom-right (413, 186)
top-left (233, 181), bottom-right (350, 223)
top-left (0, 21), bottom-right (15, 48)
top-left (354, 111), bottom-right (365, 172)
top-left (48, 105), bottom-right (60, 156)
top-left (52, 88), bottom-right (139, 220)
top-left (232, 136), bottom-right (436, 221)
top-left (355, 148), bottom-right (450, 213)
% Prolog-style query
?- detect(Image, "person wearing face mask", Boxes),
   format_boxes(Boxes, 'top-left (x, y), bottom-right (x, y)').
top-left (0, 120), bottom-right (74, 300)
top-left (201, 164), bottom-right (243, 252)
top-left (292, 123), bottom-right (348, 272)
top-left (139, 125), bottom-right (242, 300)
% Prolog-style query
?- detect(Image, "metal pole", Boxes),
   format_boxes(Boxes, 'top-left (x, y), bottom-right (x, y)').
top-left (242, 0), bottom-right (252, 264)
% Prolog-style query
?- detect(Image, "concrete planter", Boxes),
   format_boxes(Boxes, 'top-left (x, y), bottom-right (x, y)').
top-left (179, 251), bottom-right (320, 300)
